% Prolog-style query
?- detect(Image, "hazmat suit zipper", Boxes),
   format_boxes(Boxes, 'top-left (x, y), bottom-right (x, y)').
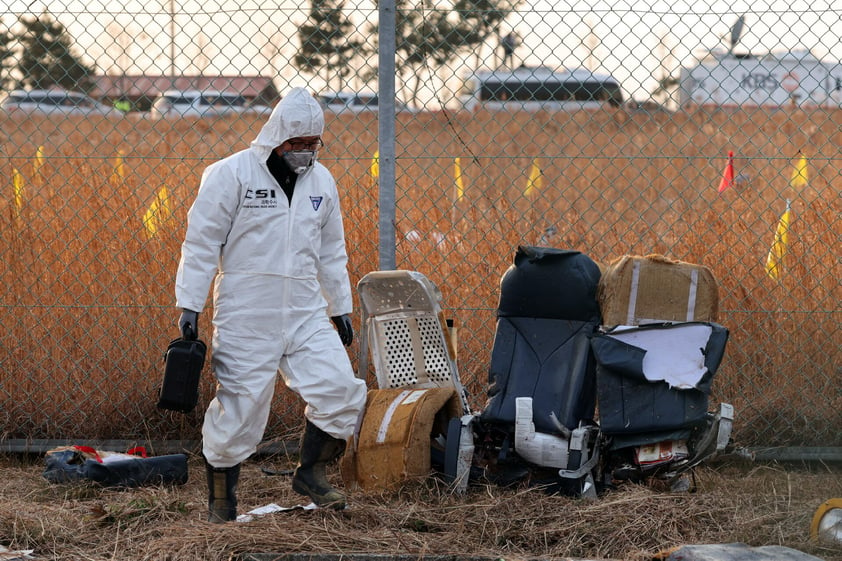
top-left (261, 153), bottom-right (297, 316)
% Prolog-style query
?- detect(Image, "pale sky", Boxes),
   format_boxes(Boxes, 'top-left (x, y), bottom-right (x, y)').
top-left (4, 0), bottom-right (841, 105)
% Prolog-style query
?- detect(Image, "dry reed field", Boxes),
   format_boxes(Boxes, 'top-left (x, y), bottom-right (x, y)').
top-left (0, 107), bottom-right (839, 447)
top-left (0, 451), bottom-right (841, 561)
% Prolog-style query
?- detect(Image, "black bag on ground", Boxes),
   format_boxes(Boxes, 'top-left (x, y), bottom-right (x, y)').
top-left (158, 335), bottom-right (207, 413)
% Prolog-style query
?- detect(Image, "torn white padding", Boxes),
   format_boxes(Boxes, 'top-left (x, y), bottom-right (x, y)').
top-left (607, 324), bottom-right (712, 388)
top-left (376, 389), bottom-right (414, 443)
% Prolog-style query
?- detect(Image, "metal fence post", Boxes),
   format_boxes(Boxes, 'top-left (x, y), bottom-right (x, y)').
top-left (377, 0), bottom-right (397, 271)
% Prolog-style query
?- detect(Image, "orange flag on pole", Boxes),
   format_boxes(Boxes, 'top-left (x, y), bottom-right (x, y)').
top-left (765, 200), bottom-right (792, 280)
top-left (717, 151), bottom-right (735, 193)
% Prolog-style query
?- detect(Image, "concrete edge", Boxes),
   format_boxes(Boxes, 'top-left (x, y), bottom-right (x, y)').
top-left (239, 556), bottom-right (610, 561)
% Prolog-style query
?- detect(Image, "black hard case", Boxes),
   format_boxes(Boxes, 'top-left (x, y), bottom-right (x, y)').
top-left (158, 337), bottom-right (207, 413)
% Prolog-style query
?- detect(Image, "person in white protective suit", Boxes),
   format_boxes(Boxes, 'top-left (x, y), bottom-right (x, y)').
top-left (174, 87), bottom-right (368, 522)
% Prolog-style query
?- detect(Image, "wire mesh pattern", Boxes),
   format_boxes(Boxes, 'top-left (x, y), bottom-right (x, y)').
top-left (0, 2), bottom-right (839, 450)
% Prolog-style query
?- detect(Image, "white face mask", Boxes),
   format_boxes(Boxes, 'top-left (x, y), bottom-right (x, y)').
top-left (283, 150), bottom-right (316, 174)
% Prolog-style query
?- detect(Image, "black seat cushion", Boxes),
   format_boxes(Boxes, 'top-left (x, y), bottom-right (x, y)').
top-left (482, 317), bottom-right (598, 432)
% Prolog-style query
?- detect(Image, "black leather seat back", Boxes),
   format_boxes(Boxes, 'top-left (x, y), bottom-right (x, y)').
top-left (481, 246), bottom-right (602, 433)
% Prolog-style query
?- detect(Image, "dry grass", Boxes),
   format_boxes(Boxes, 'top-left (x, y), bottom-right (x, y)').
top-left (0, 452), bottom-right (840, 561)
top-left (0, 108), bottom-right (839, 445)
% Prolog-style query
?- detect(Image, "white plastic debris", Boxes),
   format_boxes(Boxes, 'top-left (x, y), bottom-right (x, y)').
top-left (235, 502), bottom-right (317, 523)
top-left (0, 544), bottom-right (37, 560)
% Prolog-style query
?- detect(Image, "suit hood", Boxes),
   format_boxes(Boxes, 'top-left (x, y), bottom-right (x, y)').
top-left (251, 87), bottom-right (324, 161)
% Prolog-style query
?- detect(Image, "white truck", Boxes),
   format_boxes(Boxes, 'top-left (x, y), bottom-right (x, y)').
top-left (678, 49), bottom-right (842, 108)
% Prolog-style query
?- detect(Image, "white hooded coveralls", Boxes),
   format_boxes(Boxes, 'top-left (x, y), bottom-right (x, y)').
top-left (175, 88), bottom-right (367, 468)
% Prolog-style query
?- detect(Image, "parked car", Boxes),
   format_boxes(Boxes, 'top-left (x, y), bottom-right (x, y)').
top-left (148, 89), bottom-right (270, 119)
top-left (318, 91), bottom-right (415, 114)
top-left (0, 89), bottom-right (123, 117)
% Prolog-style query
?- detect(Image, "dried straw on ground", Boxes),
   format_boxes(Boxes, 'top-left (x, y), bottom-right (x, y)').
top-left (1, 453), bottom-right (840, 561)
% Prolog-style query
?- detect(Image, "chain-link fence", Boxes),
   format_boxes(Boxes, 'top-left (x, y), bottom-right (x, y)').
top-left (0, 1), bottom-right (839, 453)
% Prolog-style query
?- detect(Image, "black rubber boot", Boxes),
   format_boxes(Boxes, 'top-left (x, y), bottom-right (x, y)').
top-left (205, 459), bottom-right (240, 523)
top-left (291, 420), bottom-right (347, 509)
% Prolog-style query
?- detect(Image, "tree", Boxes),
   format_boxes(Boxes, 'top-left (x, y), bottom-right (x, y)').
top-left (451, 0), bottom-right (523, 69)
top-left (294, 0), bottom-right (362, 92)
top-left (367, 0), bottom-right (522, 108)
top-left (364, 0), bottom-right (466, 107)
top-left (0, 19), bottom-right (16, 91)
top-left (395, 0), bottom-right (469, 105)
top-left (14, 12), bottom-right (95, 92)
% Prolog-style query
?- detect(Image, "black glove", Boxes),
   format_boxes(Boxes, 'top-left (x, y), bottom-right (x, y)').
top-left (331, 314), bottom-right (353, 347)
top-left (178, 309), bottom-right (199, 341)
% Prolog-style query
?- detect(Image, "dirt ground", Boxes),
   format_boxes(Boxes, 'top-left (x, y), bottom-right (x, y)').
top-left (0, 451), bottom-right (840, 561)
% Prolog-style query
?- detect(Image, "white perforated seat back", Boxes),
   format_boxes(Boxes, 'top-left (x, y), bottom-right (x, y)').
top-left (357, 270), bottom-right (470, 414)
top-left (370, 313), bottom-right (454, 388)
